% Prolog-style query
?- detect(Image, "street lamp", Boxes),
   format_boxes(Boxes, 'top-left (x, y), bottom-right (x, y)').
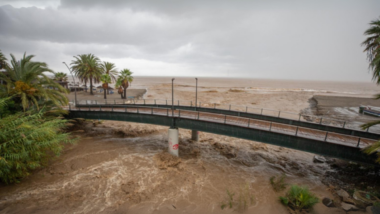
top-left (62, 62), bottom-right (77, 105)
top-left (172, 78), bottom-right (175, 116)
top-left (195, 78), bottom-right (198, 110)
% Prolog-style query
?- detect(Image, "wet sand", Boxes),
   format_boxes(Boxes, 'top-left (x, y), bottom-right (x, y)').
top-left (1, 77), bottom-right (378, 214)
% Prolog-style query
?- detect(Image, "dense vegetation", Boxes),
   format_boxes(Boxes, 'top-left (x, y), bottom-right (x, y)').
top-left (361, 18), bottom-right (380, 162)
top-left (0, 51), bottom-right (74, 184)
top-left (280, 185), bottom-right (319, 211)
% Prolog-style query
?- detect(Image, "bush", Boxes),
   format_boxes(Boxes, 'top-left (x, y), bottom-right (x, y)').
top-left (0, 99), bottom-right (74, 184)
top-left (270, 173), bottom-right (287, 192)
top-left (221, 183), bottom-right (255, 211)
top-left (280, 185), bottom-right (319, 210)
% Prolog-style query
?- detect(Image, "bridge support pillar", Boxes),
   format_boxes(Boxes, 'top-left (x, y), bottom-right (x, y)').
top-left (191, 130), bottom-right (199, 142)
top-left (168, 128), bottom-right (179, 157)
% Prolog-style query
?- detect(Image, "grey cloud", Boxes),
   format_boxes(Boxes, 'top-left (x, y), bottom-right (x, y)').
top-left (0, 0), bottom-right (379, 80)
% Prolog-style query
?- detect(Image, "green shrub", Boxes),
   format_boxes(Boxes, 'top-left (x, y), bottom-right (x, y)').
top-left (0, 97), bottom-right (74, 184)
top-left (270, 173), bottom-right (287, 192)
top-left (280, 185), bottom-right (319, 210)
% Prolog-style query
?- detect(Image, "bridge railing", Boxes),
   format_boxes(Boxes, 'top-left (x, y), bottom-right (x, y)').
top-left (71, 99), bottom-right (379, 134)
top-left (67, 103), bottom-right (376, 149)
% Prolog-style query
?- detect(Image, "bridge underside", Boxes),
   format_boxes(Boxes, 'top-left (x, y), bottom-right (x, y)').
top-left (66, 110), bottom-right (378, 165)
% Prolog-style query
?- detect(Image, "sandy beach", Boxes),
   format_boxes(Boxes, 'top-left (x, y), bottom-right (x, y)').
top-left (0, 77), bottom-right (379, 214)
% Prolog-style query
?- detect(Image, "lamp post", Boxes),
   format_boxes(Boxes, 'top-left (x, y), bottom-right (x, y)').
top-left (195, 77), bottom-right (198, 109)
top-left (62, 62), bottom-right (77, 105)
top-left (172, 78), bottom-right (175, 116)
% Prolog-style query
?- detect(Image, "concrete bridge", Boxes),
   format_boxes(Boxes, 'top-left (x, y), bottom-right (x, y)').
top-left (65, 100), bottom-right (380, 165)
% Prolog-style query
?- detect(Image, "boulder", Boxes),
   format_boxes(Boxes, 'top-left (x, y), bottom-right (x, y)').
top-left (322, 197), bottom-right (335, 207)
top-left (336, 189), bottom-right (350, 199)
top-left (340, 202), bottom-right (359, 211)
top-left (353, 190), bottom-right (380, 208)
top-left (313, 155), bottom-right (326, 163)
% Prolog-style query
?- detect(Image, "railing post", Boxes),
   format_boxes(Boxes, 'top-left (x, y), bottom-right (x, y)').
top-left (179, 110), bottom-right (181, 117)
top-left (214, 103), bottom-right (216, 109)
top-left (261, 109), bottom-right (263, 115)
top-left (343, 121), bottom-right (346, 128)
top-left (96, 100), bottom-right (97, 105)
top-left (278, 111), bottom-right (281, 117)
top-left (151, 108), bottom-right (153, 114)
top-left (166, 100), bottom-right (167, 105)
top-left (89, 106), bottom-right (90, 111)
top-left (246, 106), bottom-right (248, 113)
top-left (79, 106), bottom-right (81, 111)
top-left (69, 104), bottom-right (71, 110)
top-left (224, 115), bottom-right (227, 124)
top-left (137, 107), bottom-right (139, 114)
top-left (112, 105), bottom-right (114, 112)
top-left (167, 108), bottom-right (169, 116)
top-left (229, 105), bottom-right (231, 111)
top-left (114, 99), bottom-right (116, 104)
top-left (269, 122), bottom-right (272, 131)
top-left (191, 101), bottom-right (192, 107)
top-left (86, 100), bottom-right (88, 105)
top-left (367, 127), bottom-right (369, 132)
top-left (324, 132), bottom-right (328, 141)
top-left (100, 106), bottom-right (101, 111)
top-left (198, 111), bottom-right (200, 120)
top-left (295, 126), bottom-right (299, 136)
top-left (155, 99), bottom-right (156, 105)
top-left (105, 100), bottom-right (107, 105)
top-left (144, 99), bottom-right (146, 105)
top-left (320, 118), bottom-right (323, 124)
top-left (298, 114), bottom-right (301, 121)
top-left (356, 138), bottom-right (361, 147)
top-left (178, 100), bottom-right (179, 106)
top-left (125, 106), bottom-right (127, 112)
top-left (248, 119), bottom-right (250, 127)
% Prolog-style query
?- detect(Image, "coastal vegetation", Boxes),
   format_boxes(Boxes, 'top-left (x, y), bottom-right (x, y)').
top-left (117, 68), bottom-right (134, 99)
top-left (0, 51), bottom-right (74, 184)
top-left (361, 18), bottom-right (380, 162)
top-left (220, 183), bottom-right (255, 211)
top-left (279, 185), bottom-right (319, 211)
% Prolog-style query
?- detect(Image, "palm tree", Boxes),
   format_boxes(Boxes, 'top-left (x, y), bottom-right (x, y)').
top-left (0, 49), bottom-right (8, 69)
top-left (71, 54), bottom-right (102, 95)
top-left (0, 53), bottom-right (68, 111)
top-left (100, 74), bottom-right (111, 99)
top-left (361, 18), bottom-right (380, 162)
top-left (115, 78), bottom-right (124, 99)
top-left (362, 18), bottom-right (380, 83)
top-left (100, 62), bottom-right (118, 95)
top-left (54, 72), bottom-right (68, 82)
top-left (118, 69), bottom-right (133, 99)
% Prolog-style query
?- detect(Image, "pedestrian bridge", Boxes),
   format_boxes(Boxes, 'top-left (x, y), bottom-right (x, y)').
top-left (66, 100), bottom-right (380, 165)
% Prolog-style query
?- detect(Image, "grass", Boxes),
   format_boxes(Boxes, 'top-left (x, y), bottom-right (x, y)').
top-left (205, 90), bottom-right (218, 93)
top-left (280, 185), bottom-right (319, 211)
top-left (270, 174), bottom-right (287, 192)
top-left (221, 183), bottom-right (255, 211)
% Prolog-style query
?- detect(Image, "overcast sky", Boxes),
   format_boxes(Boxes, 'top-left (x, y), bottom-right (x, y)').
top-left (0, 0), bottom-right (379, 81)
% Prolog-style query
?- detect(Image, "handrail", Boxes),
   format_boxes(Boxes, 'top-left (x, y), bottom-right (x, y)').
top-left (67, 104), bottom-right (375, 149)
top-left (71, 99), bottom-right (377, 133)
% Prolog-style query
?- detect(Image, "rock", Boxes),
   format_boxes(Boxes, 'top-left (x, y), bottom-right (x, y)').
top-left (336, 189), bottom-right (350, 199)
top-left (341, 202), bottom-right (359, 211)
top-left (353, 190), bottom-right (380, 208)
top-left (342, 197), bottom-right (355, 205)
top-left (322, 197), bottom-right (335, 207)
top-left (313, 155), bottom-right (326, 163)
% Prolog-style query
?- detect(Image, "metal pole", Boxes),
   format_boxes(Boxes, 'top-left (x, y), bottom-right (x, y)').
top-left (320, 117), bottom-right (323, 124)
top-left (248, 119), bottom-right (250, 127)
top-left (356, 138), bottom-right (361, 147)
top-left (261, 109), bottom-right (263, 115)
top-left (324, 132), bottom-right (328, 141)
top-left (144, 99), bottom-right (146, 105)
top-left (125, 106), bottom-right (127, 112)
top-left (367, 127), bottom-right (369, 132)
top-left (198, 111), bottom-right (200, 119)
top-left (96, 100), bottom-right (97, 105)
top-left (172, 78), bottom-right (175, 116)
top-left (179, 110), bottom-right (181, 117)
top-left (224, 115), bottom-right (227, 124)
top-left (63, 62), bottom-right (77, 106)
top-left (295, 127), bottom-right (299, 136)
top-left (100, 106), bottom-right (101, 111)
top-left (299, 114), bottom-right (301, 121)
top-left (269, 122), bottom-right (272, 131)
top-left (278, 111), bottom-right (281, 117)
top-left (343, 121), bottom-right (346, 128)
top-left (246, 106), bottom-right (248, 113)
top-left (229, 105), bottom-right (231, 111)
top-left (195, 78), bottom-right (198, 110)
top-left (214, 103), bottom-right (216, 109)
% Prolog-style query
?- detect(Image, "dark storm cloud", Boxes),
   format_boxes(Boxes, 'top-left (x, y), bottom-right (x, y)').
top-left (0, 0), bottom-right (379, 80)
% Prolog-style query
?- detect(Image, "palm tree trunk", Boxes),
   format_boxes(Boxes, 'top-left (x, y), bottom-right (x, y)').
top-left (120, 92), bottom-right (123, 99)
top-left (104, 88), bottom-right (106, 99)
top-left (90, 78), bottom-right (93, 95)
top-left (123, 88), bottom-right (126, 99)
